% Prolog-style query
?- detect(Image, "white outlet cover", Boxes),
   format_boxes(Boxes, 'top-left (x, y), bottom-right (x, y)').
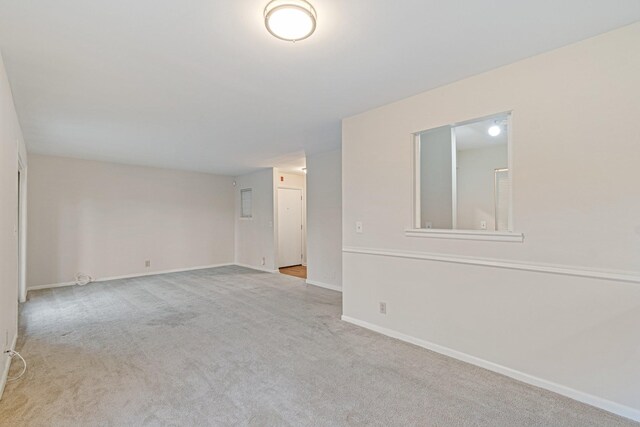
top-left (355, 221), bottom-right (363, 233)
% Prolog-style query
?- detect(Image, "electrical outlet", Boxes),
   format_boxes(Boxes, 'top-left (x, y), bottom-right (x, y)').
top-left (145, 260), bottom-right (151, 267)
top-left (379, 302), bottom-right (387, 314)
top-left (480, 221), bottom-right (487, 230)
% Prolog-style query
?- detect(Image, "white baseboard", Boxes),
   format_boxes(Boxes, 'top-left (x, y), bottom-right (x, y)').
top-left (26, 263), bottom-right (296, 293)
top-left (306, 279), bottom-right (342, 292)
top-left (235, 263), bottom-right (279, 274)
top-left (28, 281), bottom-right (76, 291)
top-left (341, 315), bottom-right (640, 423)
top-left (27, 263), bottom-right (235, 292)
top-left (0, 333), bottom-right (18, 401)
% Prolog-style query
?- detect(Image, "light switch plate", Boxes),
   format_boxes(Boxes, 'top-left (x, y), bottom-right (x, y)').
top-left (355, 221), bottom-right (363, 233)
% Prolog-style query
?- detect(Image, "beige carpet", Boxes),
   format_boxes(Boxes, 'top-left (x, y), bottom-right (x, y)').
top-left (0, 266), bottom-right (636, 426)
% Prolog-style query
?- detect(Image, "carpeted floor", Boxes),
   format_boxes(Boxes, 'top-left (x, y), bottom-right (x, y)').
top-left (0, 266), bottom-right (636, 426)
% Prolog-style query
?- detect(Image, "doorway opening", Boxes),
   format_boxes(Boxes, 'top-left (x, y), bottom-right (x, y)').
top-left (275, 170), bottom-right (306, 279)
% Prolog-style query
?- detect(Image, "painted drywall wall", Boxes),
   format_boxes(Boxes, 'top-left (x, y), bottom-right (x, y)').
top-left (276, 171), bottom-right (307, 266)
top-left (234, 168), bottom-right (277, 271)
top-left (306, 150), bottom-right (342, 290)
top-left (0, 51), bottom-right (27, 397)
top-left (276, 172), bottom-right (305, 190)
top-left (342, 23), bottom-right (640, 419)
top-left (27, 155), bottom-right (235, 287)
top-left (419, 126), bottom-right (453, 229)
top-left (456, 145), bottom-right (507, 231)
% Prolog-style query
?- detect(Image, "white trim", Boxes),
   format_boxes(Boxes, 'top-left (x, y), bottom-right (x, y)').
top-left (305, 279), bottom-right (342, 292)
top-left (0, 333), bottom-right (18, 401)
top-left (413, 134), bottom-right (421, 229)
top-left (95, 263), bottom-right (235, 282)
top-left (276, 187), bottom-right (305, 268)
top-left (405, 228), bottom-right (524, 242)
top-left (27, 263), bottom-right (284, 292)
top-left (343, 246), bottom-right (640, 284)
top-left (27, 281), bottom-right (77, 291)
top-left (412, 111), bottom-right (514, 232)
top-left (27, 263), bottom-right (235, 292)
top-left (17, 152), bottom-right (27, 303)
top-left (506, 112), bottom-right (515, 231)
top-left (450, 126), bottom-right (457, 229)
top-left (341, 315), bottom-right (640, 422)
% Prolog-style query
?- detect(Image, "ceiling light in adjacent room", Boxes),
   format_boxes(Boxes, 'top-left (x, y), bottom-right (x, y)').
top-left (488, 124), bottom-right (501, 137)
top-left (264, 0), bottom-right (317, 42)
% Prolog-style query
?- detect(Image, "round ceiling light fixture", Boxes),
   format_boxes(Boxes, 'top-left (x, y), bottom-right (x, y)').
top-left (488, 124), bottom-right (502, 137)
top-left (264, 0), bottom-right (317, 42)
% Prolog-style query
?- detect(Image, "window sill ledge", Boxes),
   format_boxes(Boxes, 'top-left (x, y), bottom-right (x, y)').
top-left (405, 228), bottom-right (524, 243)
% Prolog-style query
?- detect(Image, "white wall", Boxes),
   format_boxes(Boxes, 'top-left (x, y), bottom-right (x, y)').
top-left (306, 150), bottom-right (342, 291)
top-left (342, 23), bottom-right (640, 420)
top-left (27, 155), bottom-right (235, 287)
top-left (456, 145), bottom-right (507, 231)
top-left (0, 51), bottom-right (27, 397)
top-left (234, 168), bottom-right (277, 272)
top-left (276, 171), bottom-right (307, 265)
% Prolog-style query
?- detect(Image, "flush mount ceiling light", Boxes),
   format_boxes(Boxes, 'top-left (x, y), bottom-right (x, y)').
top-left (488, 123), bottom-right (502, 137)
top-left (488, 118), bottom-right (508, 137)
top-left (264, 0), bottom-right (317, 42)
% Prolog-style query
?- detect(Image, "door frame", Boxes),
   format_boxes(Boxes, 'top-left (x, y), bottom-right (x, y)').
top-left (17, 152), bottom-right (27, 303)
top-left (276, 186), bottom-right (305, 268)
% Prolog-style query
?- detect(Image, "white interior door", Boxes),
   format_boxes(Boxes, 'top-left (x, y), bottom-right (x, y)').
top-left (277, 188), bottom-right (303, 268)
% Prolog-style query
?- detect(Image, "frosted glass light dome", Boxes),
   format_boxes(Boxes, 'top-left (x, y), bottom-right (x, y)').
top-left (264, 0), bottom-right (317, 42)
top-left (488, 124), bottom-right (502, 137)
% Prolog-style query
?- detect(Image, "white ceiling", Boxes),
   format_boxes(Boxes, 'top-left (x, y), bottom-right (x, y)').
top-left (1, 1), bottom-right (638, 175)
